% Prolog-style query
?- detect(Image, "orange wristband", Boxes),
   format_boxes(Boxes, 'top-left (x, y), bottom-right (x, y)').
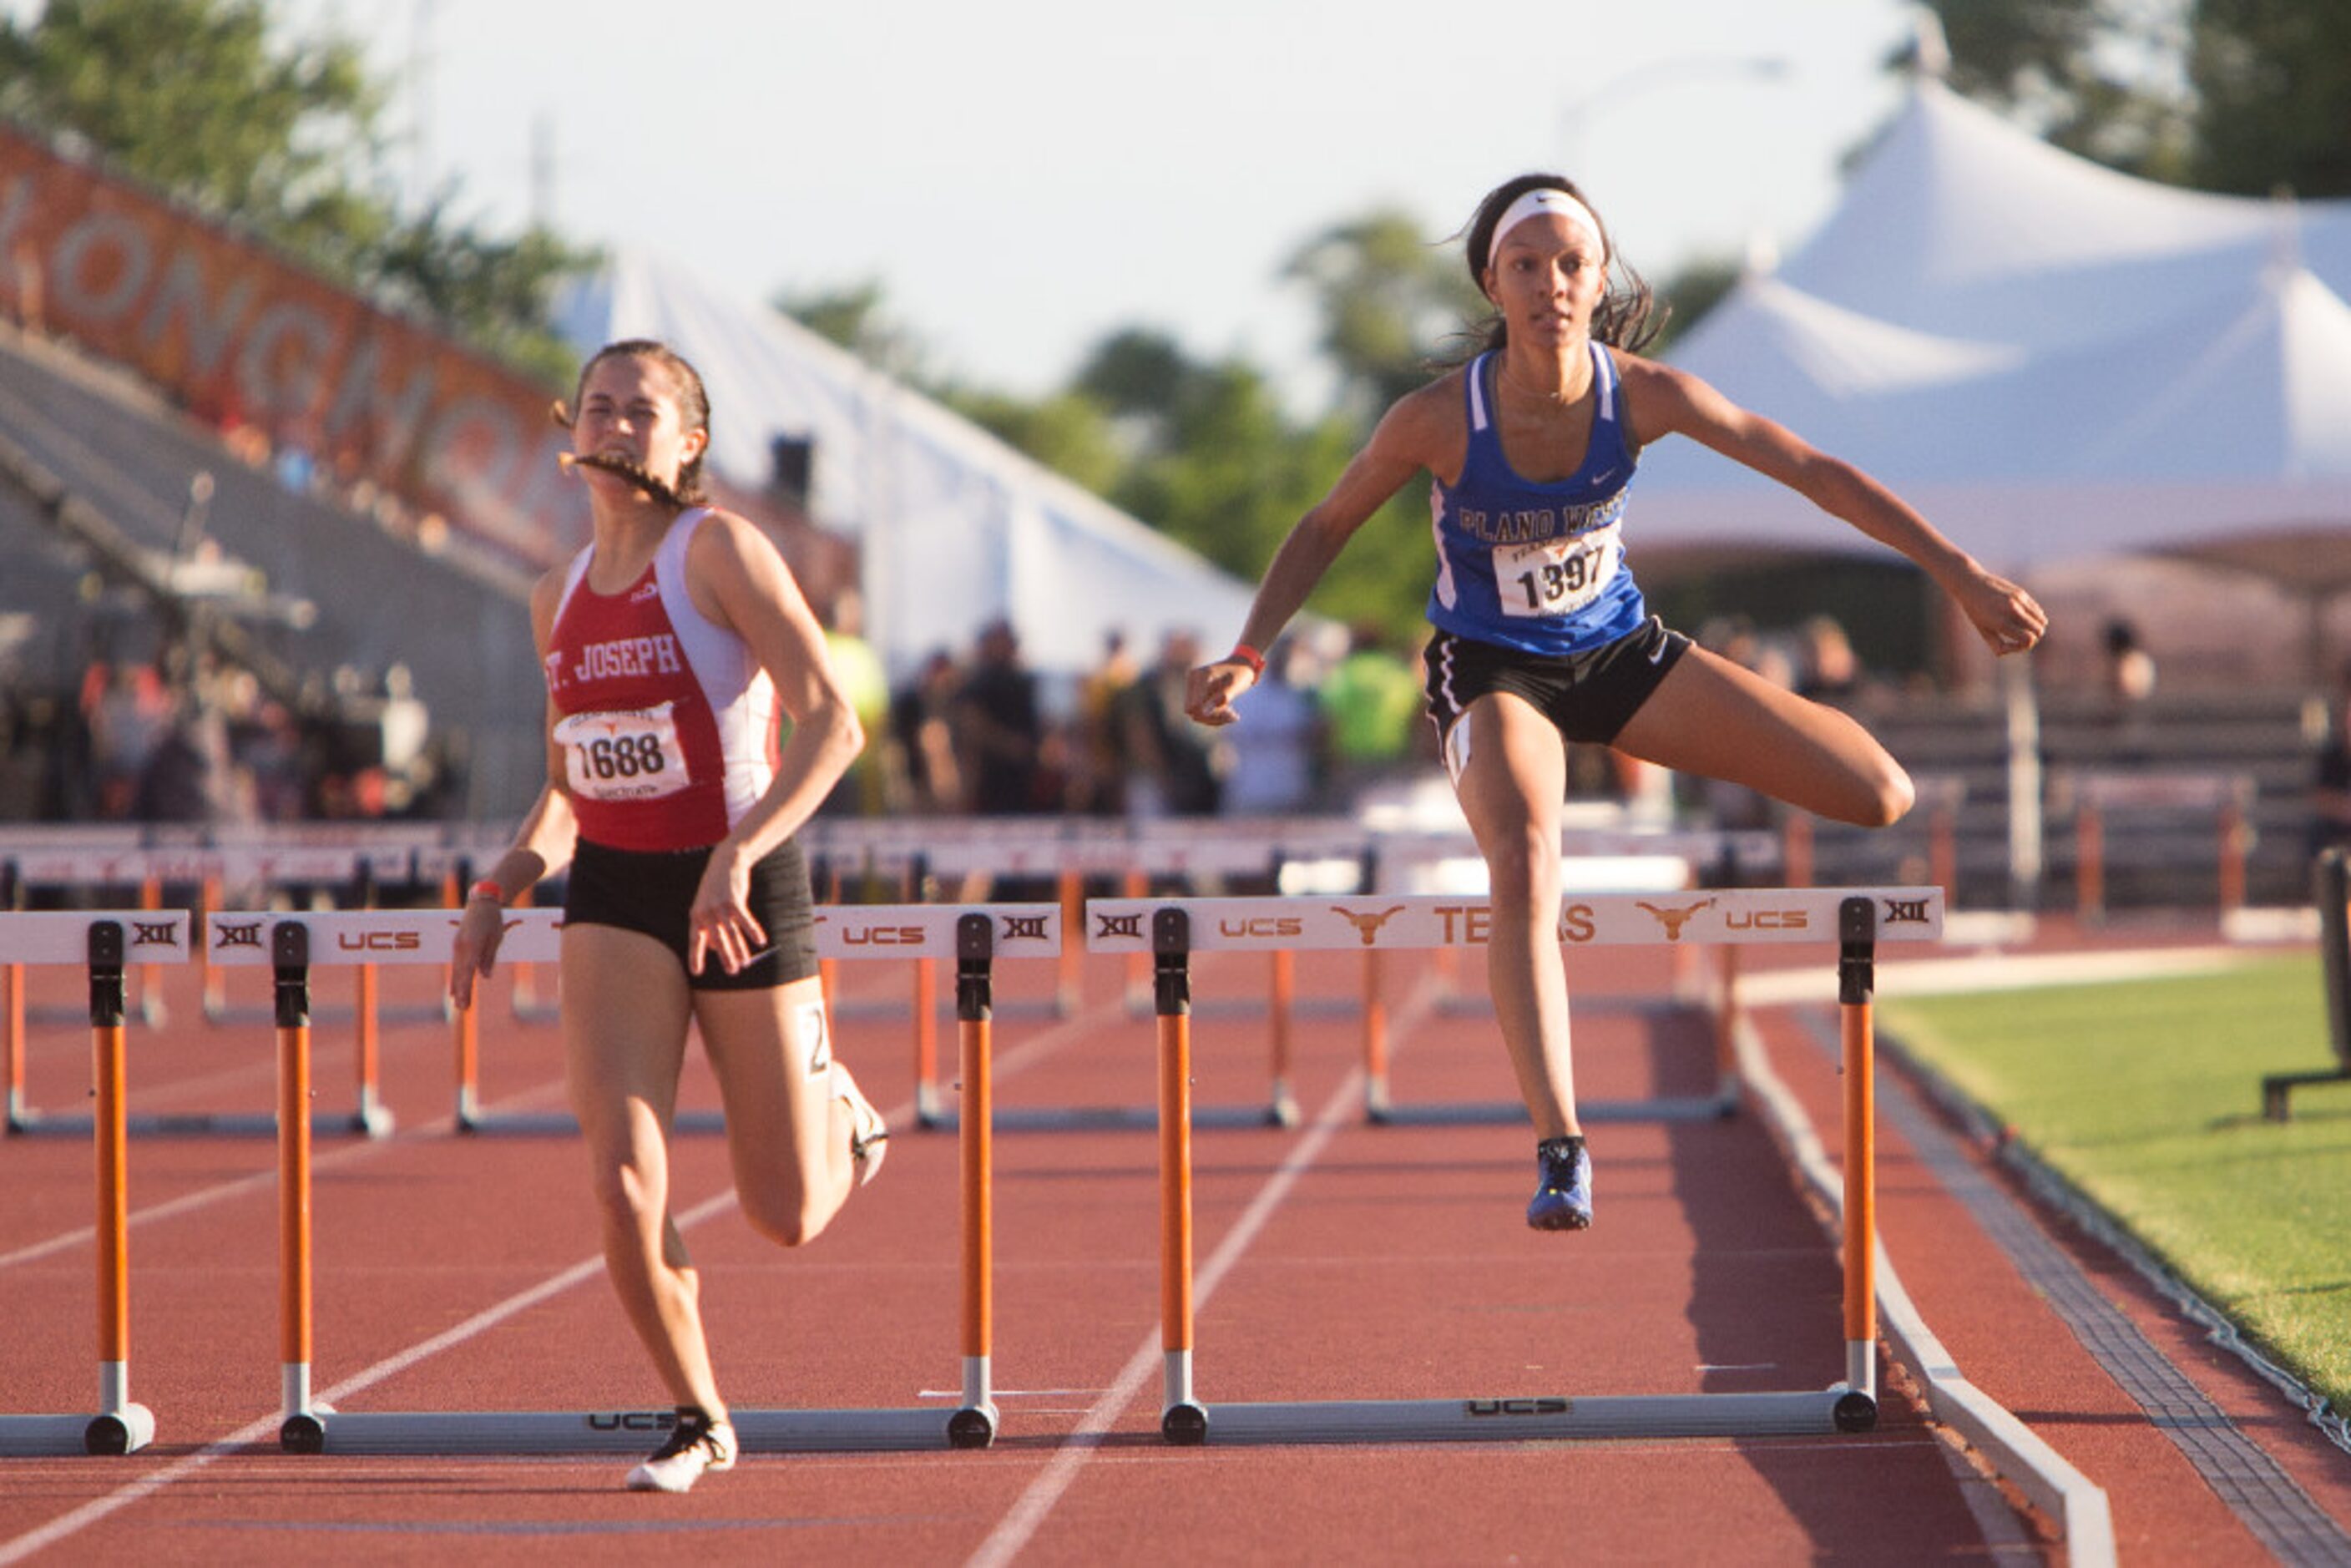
top-left (1230, 642), bottom-right (1267, 677)
top-left (467, 878), bottom-right (504, 906)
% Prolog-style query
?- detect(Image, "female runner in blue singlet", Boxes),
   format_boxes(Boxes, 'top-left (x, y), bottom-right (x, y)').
top-left (1187, 175), bottom-right (2047, 1232)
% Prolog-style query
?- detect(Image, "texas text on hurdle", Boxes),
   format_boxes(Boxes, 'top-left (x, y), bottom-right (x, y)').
top-left (1105, 888), bottom-right (1939, 1445)
top-left (1086, 887), bottom-right (1943, 1129)
top-left (217, 906), bottom-right (1049, 1454)
top-left (0, 911), bottom-right (189, 1455)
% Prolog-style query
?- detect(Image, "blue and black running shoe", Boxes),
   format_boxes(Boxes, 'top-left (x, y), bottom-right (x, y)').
top-left (1525, 1135), bottom-right (1592, 1231)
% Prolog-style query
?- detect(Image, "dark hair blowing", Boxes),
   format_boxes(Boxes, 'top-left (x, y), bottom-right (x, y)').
top-left (564, 338), bottom-right (714, 506)
top-left (1460, 173), bottom-right (1664, 357)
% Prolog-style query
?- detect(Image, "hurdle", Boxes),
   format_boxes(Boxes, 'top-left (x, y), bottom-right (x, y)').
top-left (8, 839), bottom-right (415, 1137)
top-left (1086, 886), bottom-right (1942, 1444)
top-left (2061, 771), bottom-right (2255, 923)
top-left (1095, 870), bottom-right (1782, 1129)
top-left (912, 827), bottom-right (1322, 1133)
top-left (0, 908), bottom-right (189, 1455)
top-left (221, 904), bottom-right (1041, 1454)
top-left (2264, 847), bottom-right (2351, 1121)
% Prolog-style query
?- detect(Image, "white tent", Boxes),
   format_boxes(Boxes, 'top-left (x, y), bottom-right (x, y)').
top-left (556, 250), bottom-right (1261, 680)
top-left (1635, 77), bottom-right (2351, 574)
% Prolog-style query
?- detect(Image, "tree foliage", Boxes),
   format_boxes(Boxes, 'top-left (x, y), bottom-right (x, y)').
top-left (0, 0), bottom-right (592, 384)
top-left (1284, 208), bottom-right (1488, 421)
top-left (2188, 0), bottom-right (2351, 197)
top-left (1918, 0), bottom-right (2351, 197)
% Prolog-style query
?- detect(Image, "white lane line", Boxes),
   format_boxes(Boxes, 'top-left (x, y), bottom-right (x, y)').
top-left (964, 976), bottom-right (1436, 1568)
top-left (0, 1075), bottom-right (577, 1273)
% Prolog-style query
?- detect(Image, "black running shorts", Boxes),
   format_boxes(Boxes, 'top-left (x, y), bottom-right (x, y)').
top-left (1423, 616), bottom-right (1692, 761)
top-left (564, 837), bottom-right (819, 991)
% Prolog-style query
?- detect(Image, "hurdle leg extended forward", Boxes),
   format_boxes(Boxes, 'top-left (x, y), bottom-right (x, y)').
top-left (1149, 894), bottom-right (1886, 1445)
top-left (0, 916), bottom-right (169, 1454)
top-left (274, 906), bottom-right (1017, 1454)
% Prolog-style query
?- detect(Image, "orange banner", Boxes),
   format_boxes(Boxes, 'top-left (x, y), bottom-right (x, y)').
top-left (0, 123), bottom-right (586, 572)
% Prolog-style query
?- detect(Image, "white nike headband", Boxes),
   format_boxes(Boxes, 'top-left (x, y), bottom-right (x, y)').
top-left (1488, 188), bottom-right (1606, 266)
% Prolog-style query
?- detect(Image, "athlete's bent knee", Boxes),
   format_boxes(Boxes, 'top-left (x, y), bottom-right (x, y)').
top-left (738, 1186), bottom-right (832, 1249)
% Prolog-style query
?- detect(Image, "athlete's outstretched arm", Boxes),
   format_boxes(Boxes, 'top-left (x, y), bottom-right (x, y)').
top-left (1620, 355), bottom-right (2047, 656)
top-left (1188, 385), bottom-right (1455, 726)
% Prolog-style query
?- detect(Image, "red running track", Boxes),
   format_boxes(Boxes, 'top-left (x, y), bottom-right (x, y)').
top-left (2, 927), bottom-right (2346, 1563)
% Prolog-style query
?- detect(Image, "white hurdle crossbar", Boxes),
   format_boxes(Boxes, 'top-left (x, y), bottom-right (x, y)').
top-left (211, 905), bottom-right (1049, 1454)
top-left (1087, 887), bottom-right (1942, 1445)
top-left (0, 910), bottom-right (190, 1455)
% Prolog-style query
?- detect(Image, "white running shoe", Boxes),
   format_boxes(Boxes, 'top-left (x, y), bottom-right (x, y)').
top-left (624, 1410), bottom-right (736, 1494)
top-left (833, 1061), bottom-right (888, 1186)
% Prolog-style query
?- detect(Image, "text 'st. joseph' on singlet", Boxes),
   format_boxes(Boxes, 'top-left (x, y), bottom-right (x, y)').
top-left (543, 508), bottom-right (777, 852)
top-left (1426, 341), bottom-right (1648, 657)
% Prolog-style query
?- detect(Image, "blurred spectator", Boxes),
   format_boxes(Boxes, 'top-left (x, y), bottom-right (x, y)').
top-left (954, 620), bottom-right (1045, 816)
top-left (1070, 630), bottom-right (1140, 817)
top-left (1121, 628), bottom-right (1227, 817)
top-left (820, 589), bottom-right (890, 816)
top-left (133, 682), bottom-right (232, 823)
top-left (1795, 615), bottom-right (1863, 704)
top-left (1221, 637), bottom-right (1327, 816)
top-left (2103, 618), bottom-right (2156, 704)
top-left (887, 648), bottom-right (965, 815)
top-left (84, 660), bottom-right (170, 818)
top-left (1317, 622), bottom-right (1423, 807)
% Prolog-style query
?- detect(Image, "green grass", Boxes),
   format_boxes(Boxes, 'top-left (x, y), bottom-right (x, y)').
top-left (1881, 955), bottom-right (2351, 1418)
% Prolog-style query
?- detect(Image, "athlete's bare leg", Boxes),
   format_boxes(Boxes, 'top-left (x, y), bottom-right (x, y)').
top-left (1449, 690), bottom-right (1580, 1139)
top-left (695, 974), bottom-right (857, 1248)
top-left (561, 925), bottom-right (722, 1417)
top-left (1612, 646), bottom-right (1914, 826)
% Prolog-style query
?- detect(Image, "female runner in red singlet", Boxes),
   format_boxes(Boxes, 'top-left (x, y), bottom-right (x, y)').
top-left (450, 340), bottom-right (880, 1494)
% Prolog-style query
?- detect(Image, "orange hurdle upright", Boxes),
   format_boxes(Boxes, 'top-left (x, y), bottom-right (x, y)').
top-left (0, 910), bottom-right (187, 1455)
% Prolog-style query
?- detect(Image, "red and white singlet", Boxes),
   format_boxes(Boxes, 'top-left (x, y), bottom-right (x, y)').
top-left (542, 508), bottom-right (778, 852)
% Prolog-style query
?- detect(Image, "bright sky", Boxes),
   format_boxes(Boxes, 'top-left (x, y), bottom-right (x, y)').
top-left (283, 0), bottom-right (1919, 404)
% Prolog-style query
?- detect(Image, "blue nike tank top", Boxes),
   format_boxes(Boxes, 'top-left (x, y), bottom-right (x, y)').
top-left (1426, 342), bottom-right (1647, 657)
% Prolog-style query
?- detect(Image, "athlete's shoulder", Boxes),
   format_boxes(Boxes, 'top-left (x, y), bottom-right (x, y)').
top-left (680, 506), bottom-right (776, 568)
top-left (1606, 347), bottom-right (1706, 445)
top-left (1373, 368), bottom-right (1471, 458)
top-left (528, 558), bottom-right (574, 645)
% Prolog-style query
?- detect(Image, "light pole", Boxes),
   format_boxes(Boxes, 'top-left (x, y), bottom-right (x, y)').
top-left (1558, 53), bottom-right (1791, 169)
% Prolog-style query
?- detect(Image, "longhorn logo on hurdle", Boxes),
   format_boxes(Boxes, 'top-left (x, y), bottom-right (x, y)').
top-left (1331, 904), bottom-right (1406, 946)
top-left (1636, 898), bottom-right (1717, 941)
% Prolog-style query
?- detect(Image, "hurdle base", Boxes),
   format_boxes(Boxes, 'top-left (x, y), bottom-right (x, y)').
top-left (1162, 1401), bottom-right (1209, 1446)
top-left (918, 1101), bottom-right (1295, 1134)
top-left (292, 1404), bottom-right (981, 1454)
top-left (1366, 1093), bottom-right (1737, 1128)
top-left (7, 1108), bottom-right (394, 1140)
top-left (1171, 1386), bottom-right (1866, 1445)
top-left (2262, 1068), bottom-right (2351, 1123)
top-left (945, 1403), bottom-right (998, 1449)
top-left (1433, 994), bottom-right (1689, 1021)
top-left (457, 1108), bottom-right (728, 1138)
top-left (0, 1404), bottom-right (155, 1456)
